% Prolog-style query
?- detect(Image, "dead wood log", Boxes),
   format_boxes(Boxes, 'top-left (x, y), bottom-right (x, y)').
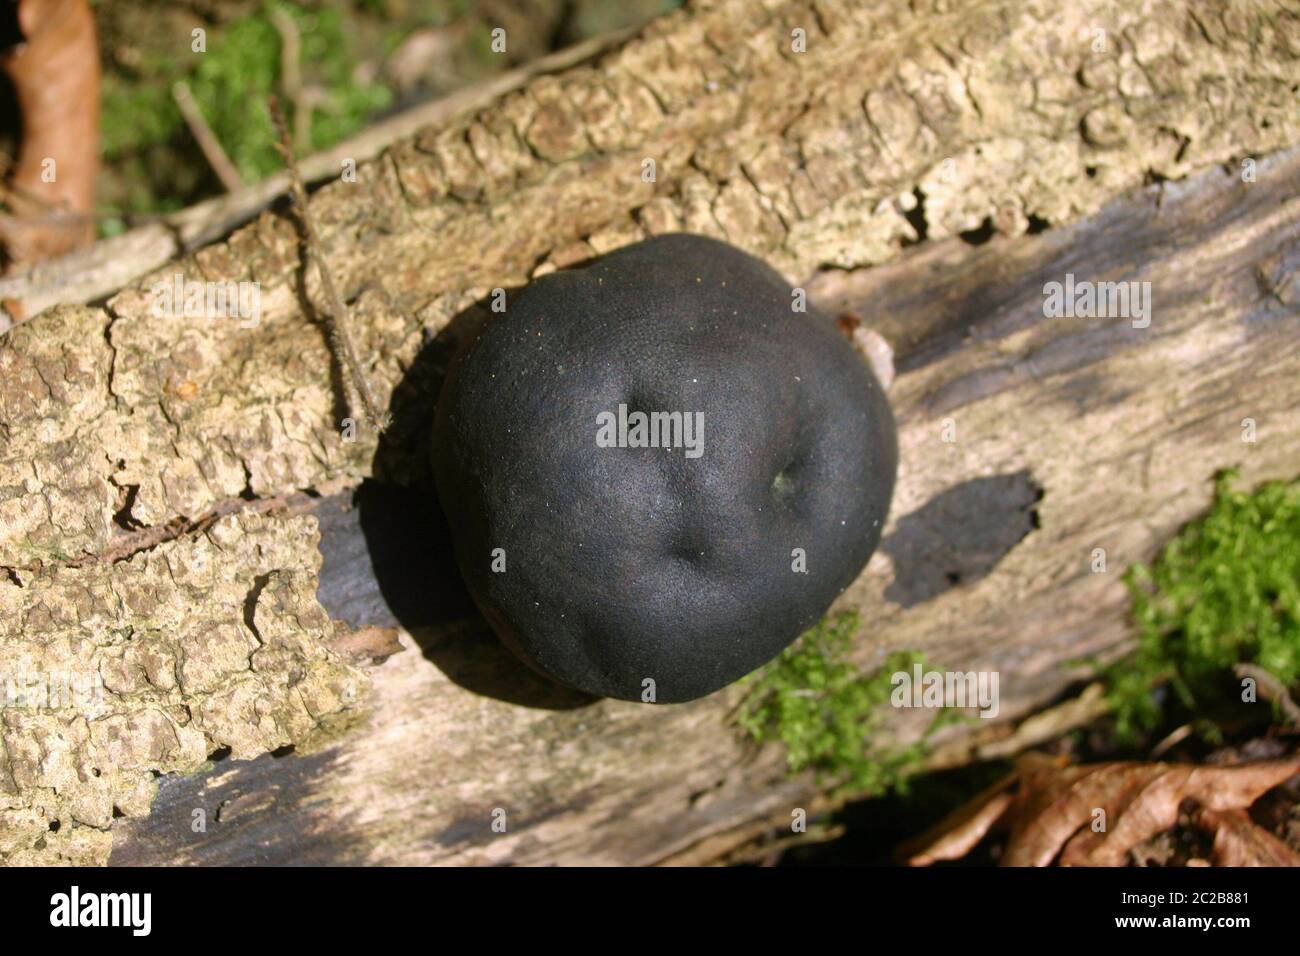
top-left (0, 0), bottom-right (1297, 864)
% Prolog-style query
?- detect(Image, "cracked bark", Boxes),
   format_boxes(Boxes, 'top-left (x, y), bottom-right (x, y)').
top-left (0, 512), bottom-right (365, 864)
top-left (1, 0), bottom-right (1298, 864)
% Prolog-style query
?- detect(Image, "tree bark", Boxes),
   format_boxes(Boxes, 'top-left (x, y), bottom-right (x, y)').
top-left (1, 0), bottom-right (1298, 865)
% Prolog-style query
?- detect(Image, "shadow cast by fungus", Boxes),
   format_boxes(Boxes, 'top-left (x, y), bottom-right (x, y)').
top-left (342, 290), bottom-right (594, 711)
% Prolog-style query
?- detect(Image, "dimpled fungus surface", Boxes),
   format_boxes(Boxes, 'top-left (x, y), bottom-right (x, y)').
top-left (432, 234), bottom-right (897, 702)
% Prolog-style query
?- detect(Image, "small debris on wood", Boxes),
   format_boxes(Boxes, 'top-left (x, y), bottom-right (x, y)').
top-left (837, 312), bottom-right (895, 390)
top-left (327, 623), bottom-right (405, 666)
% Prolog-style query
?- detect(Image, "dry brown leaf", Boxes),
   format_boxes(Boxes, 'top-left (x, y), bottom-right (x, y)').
top-left (903, 755), bottom-right (1300, 867)
top-left (1008, 762), bottom-right (1168, 866)
top-left (899, 782), bottom-right (1016, 866)
top-left (1196, 808), bottom-right (1300, 867)
top-left (0, 0), bottom-right (99, 268)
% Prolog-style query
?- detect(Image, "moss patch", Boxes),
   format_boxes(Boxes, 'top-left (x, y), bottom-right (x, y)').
top-left (188, 4), bottom-right (392, 182)
top-left (736, 613), bottom-right (938, 797)
top-left (98, 0), bottom-right (402, 225)
top-left (1106, 470), bottom-right (1300, 739)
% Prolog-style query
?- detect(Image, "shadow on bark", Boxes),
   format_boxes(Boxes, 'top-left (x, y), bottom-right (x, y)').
top-left (315, 291), bottom-right (594, 710)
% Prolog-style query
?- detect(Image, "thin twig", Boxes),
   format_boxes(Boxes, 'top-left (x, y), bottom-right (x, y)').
top-left (172, 81), bottom-right (244, 193)
top-left (268, 94), bottom-right (389, 433)
top-left (0, 28), bottom-right (641, 328)
top-left (1234, 663), bottom-right (1300, 728)
top-left (269, 8), bottom-right (311, 152)
top-left (1149, 722), bottom-right (1194, 759)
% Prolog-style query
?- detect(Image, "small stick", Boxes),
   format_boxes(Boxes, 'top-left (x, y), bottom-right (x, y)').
top-left (269, 8), bottom-right (311, 152)
top-left (269, 94), bottom-right (389, 432)
top-left (1234, 663), bottom-right (1300, 728)
top-left (173, 81), bottom-right (244, 193)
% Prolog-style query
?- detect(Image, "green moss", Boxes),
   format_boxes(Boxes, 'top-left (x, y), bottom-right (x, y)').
top-left (187, 3), bottom-right (392, 182)
top-left (101, 68), bottom-right (185, 159)
top-left (1106, 470), bottom-right (1300, 739)
top-left (100, 2), bottom-right (392, 189)
top-left (735, 613), bottom-right (938, 797)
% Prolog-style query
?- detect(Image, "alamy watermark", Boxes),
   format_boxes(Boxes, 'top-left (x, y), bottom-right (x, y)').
top-left (150, 272), bottom-right (261, 328)
top-left (596, 403), bottom-right (704, 459)
top-left (1, 670), bottom-right (104, 711)
top-left (50, 886), bottom-right (151, 936)
top-left (891, 664), bottom-right (1000, 719)
top-left (1043, 273), bottom-right (1151, 329)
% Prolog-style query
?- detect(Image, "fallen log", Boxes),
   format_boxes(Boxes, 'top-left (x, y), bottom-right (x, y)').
top-left (0, 0), bottom-right (1297, 865)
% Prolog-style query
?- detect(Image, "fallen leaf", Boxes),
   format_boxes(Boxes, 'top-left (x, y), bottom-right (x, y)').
top-left (1014, 762), bottom-right (1168, 867)
top-left (1196, 808), bottom-right (1300, 866)
top-left (899, 782), bottom-right (1015, 866)
top-left (903, 754), bottom-right (1300, 867)
top-left (0, 0), bottom-right (100, 269)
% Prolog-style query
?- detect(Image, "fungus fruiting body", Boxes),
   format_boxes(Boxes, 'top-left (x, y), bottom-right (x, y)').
top-left (433, 234), bottom-right (897, 703)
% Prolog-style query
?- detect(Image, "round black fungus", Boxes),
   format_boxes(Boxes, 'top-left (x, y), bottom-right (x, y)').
top-left (432, 234), bottom-right (897, 703)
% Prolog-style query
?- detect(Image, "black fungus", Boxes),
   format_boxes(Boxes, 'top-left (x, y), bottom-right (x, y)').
top-left (433, 234), bottom-right (897, 702)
